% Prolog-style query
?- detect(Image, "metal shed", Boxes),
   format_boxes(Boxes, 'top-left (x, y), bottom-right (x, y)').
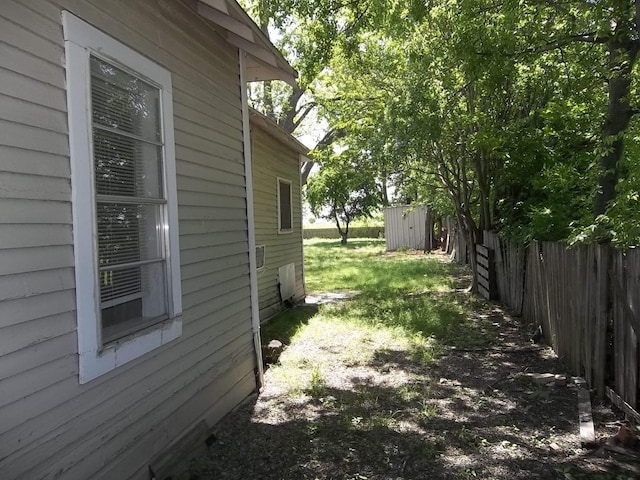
top-left (384, 205), bottom-right (430, 251)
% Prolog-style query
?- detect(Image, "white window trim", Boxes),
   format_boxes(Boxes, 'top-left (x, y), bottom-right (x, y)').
top-left (63, 12), bottom-right (182, 384)
top-left (277, 177), bottom-right (293, 234)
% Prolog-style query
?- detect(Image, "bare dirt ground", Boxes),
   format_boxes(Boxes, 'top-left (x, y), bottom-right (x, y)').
top-left (185, 299), bottom-right (636, 480)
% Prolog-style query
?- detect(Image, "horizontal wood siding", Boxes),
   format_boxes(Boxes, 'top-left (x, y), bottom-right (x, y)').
top-left (251, 126), bottom-right (305, 321)
top-left (0, 1), bottom-right (258, 479)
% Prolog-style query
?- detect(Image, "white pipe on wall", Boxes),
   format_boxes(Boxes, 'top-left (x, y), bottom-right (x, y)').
top-left (239, 50), bottom-right (265, 389)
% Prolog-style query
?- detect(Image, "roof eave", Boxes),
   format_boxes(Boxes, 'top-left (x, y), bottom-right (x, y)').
top-left (249, 108), bottom-right (309, 155)
top-left (197, 0), bottom-right (298, 86)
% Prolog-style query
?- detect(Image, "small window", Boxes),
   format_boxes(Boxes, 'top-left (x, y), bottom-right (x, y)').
top-left (63, 12), bottom-right (182, 383)
top-left (277, 178), bottom-right (293, 233)
top-left (256, 245), bottom-right (266, 270)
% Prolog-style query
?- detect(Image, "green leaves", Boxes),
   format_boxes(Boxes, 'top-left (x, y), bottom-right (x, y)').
top-left (243, 0), bottom-right (640, 246)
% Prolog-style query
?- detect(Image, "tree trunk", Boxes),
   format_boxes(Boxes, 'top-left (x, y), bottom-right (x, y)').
top-left (593, 38), bottom-right (639, 218)
top-left (450, 200), bottom-right (479, 292)
top-left (461, 210), bottom-right (479, 293)
top-left (263, 81), bottom-right (275, 120)
top-left (380, 168), bottom-right (390, 207)
top-left (301, 161), bottom-right (314, 185)
top-left (281, 86), bottom-right (305, 133)
top-left (335, 214), bottom-right (349, 245)
top-left (474, 150), bottom-right (492, 232)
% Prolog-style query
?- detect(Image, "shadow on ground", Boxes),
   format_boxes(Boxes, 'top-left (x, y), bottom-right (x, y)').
top-left (184, 288), bottom-right (633, 480)
top-left (261, 304), bottom-right (319, 348)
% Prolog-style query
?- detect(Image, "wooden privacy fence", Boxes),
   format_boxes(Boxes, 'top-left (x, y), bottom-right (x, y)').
top-left (611, 250), bottom-right (640, 410)
top-left (478, 231), bottom-right (640, 413)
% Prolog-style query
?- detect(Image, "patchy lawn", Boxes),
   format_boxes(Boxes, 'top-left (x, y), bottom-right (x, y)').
top-left (185, 239), bottom-right (634, 480)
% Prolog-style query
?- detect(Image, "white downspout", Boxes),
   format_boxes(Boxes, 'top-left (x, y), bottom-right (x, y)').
top-left (239, 50), bottom-right (264, 389)
top-left (299, 154), bottom-right (307, 300)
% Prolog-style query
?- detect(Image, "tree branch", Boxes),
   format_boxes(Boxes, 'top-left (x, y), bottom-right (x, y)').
top-left (475, 32), bottom-right (610, 59)
top-left (292, 102), bottom-right (317, 130)
top-left (301, 161), bottom-right (315, 186)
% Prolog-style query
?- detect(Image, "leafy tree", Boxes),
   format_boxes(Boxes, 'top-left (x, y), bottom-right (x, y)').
top-left (306, 151), bottom-right (380, 244)
top-left (239, 0), bottom-right (412, 183)
top-left (523, 0), bottom-right (639, 220)
top-left (471, 0), bottom-right (640, 241)
top-left (244, 0), bottom-right (640, 254)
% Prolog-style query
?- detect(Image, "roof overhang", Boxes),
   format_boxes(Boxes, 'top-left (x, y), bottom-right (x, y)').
top-left (196, 0), bottom-right (298, 86)
top-left (249, 108), bottom-right (309, 156)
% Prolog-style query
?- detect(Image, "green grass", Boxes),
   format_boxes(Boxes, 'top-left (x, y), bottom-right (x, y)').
top-left (262, 238), bottom-right (492, 386)
top-left (304, 238), bottom-right (461, 294)
top-left (259, 305), bottom-right (318, 346)
top-left (297, 239), bottom-right (488, 348)
top-left (252, 243), bottom-right (495, 478)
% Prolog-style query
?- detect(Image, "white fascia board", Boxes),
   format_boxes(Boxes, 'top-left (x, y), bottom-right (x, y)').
top-left (196, 0), bottom-right (298, 86)
top-left (245, 61), bottom-right (297, 86)
top-left (226, 32), bottom-right (279, 68)
top-left (249, 108), bottom-right (310, 154)
top-left (197, 2), bottom-right (254, 42)
top-left (199, 0), bottom-right (229, 14)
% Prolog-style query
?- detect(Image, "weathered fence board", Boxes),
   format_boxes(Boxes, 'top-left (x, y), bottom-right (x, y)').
top-left (593, 246), bottom-right (609, 396)
top-left (522, 242), bottom-right (550, 338)
top-left (612, 250), bottom-right (639, 410)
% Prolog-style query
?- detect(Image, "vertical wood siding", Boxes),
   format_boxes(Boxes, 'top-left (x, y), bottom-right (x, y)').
top-left (0, 1), bottom-right (258, 478)
top-left (251, 126), bottom-right (305, 320)
top-left (384, 205), bottom-right (428, 251)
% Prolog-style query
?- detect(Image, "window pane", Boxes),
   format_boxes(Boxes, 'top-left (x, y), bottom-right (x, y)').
top-left (279, 181), bottom-right (292, 230)
top-left (101, 262), bottom-right (168, 343)
top-left (97, 202), bottom-right (164, 267)
top-left (100, 266), bottom-right (141, 304)
top-left (94, 129), bottom-right (163, 198)
top-left (90, 54), bottom-right (171, 347)
top-left (90, 56), bottom-right (161, 143)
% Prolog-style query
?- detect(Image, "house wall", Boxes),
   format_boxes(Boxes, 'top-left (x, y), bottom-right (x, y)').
top-left (0, 1), bottom-right (257, 479)
top-left (251, 125), bottom-right (305, 321)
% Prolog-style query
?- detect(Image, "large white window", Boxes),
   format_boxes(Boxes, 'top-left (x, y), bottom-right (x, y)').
top-left (63, 12), bottom-right (182, 383)
top-left (277, 177), bottom-right (293, 233)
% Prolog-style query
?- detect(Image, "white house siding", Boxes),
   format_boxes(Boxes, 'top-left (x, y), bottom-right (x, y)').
top-left (251, 125), bottom-right (305, 321)
top-left (0, 1), bottom-right (258, 479)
